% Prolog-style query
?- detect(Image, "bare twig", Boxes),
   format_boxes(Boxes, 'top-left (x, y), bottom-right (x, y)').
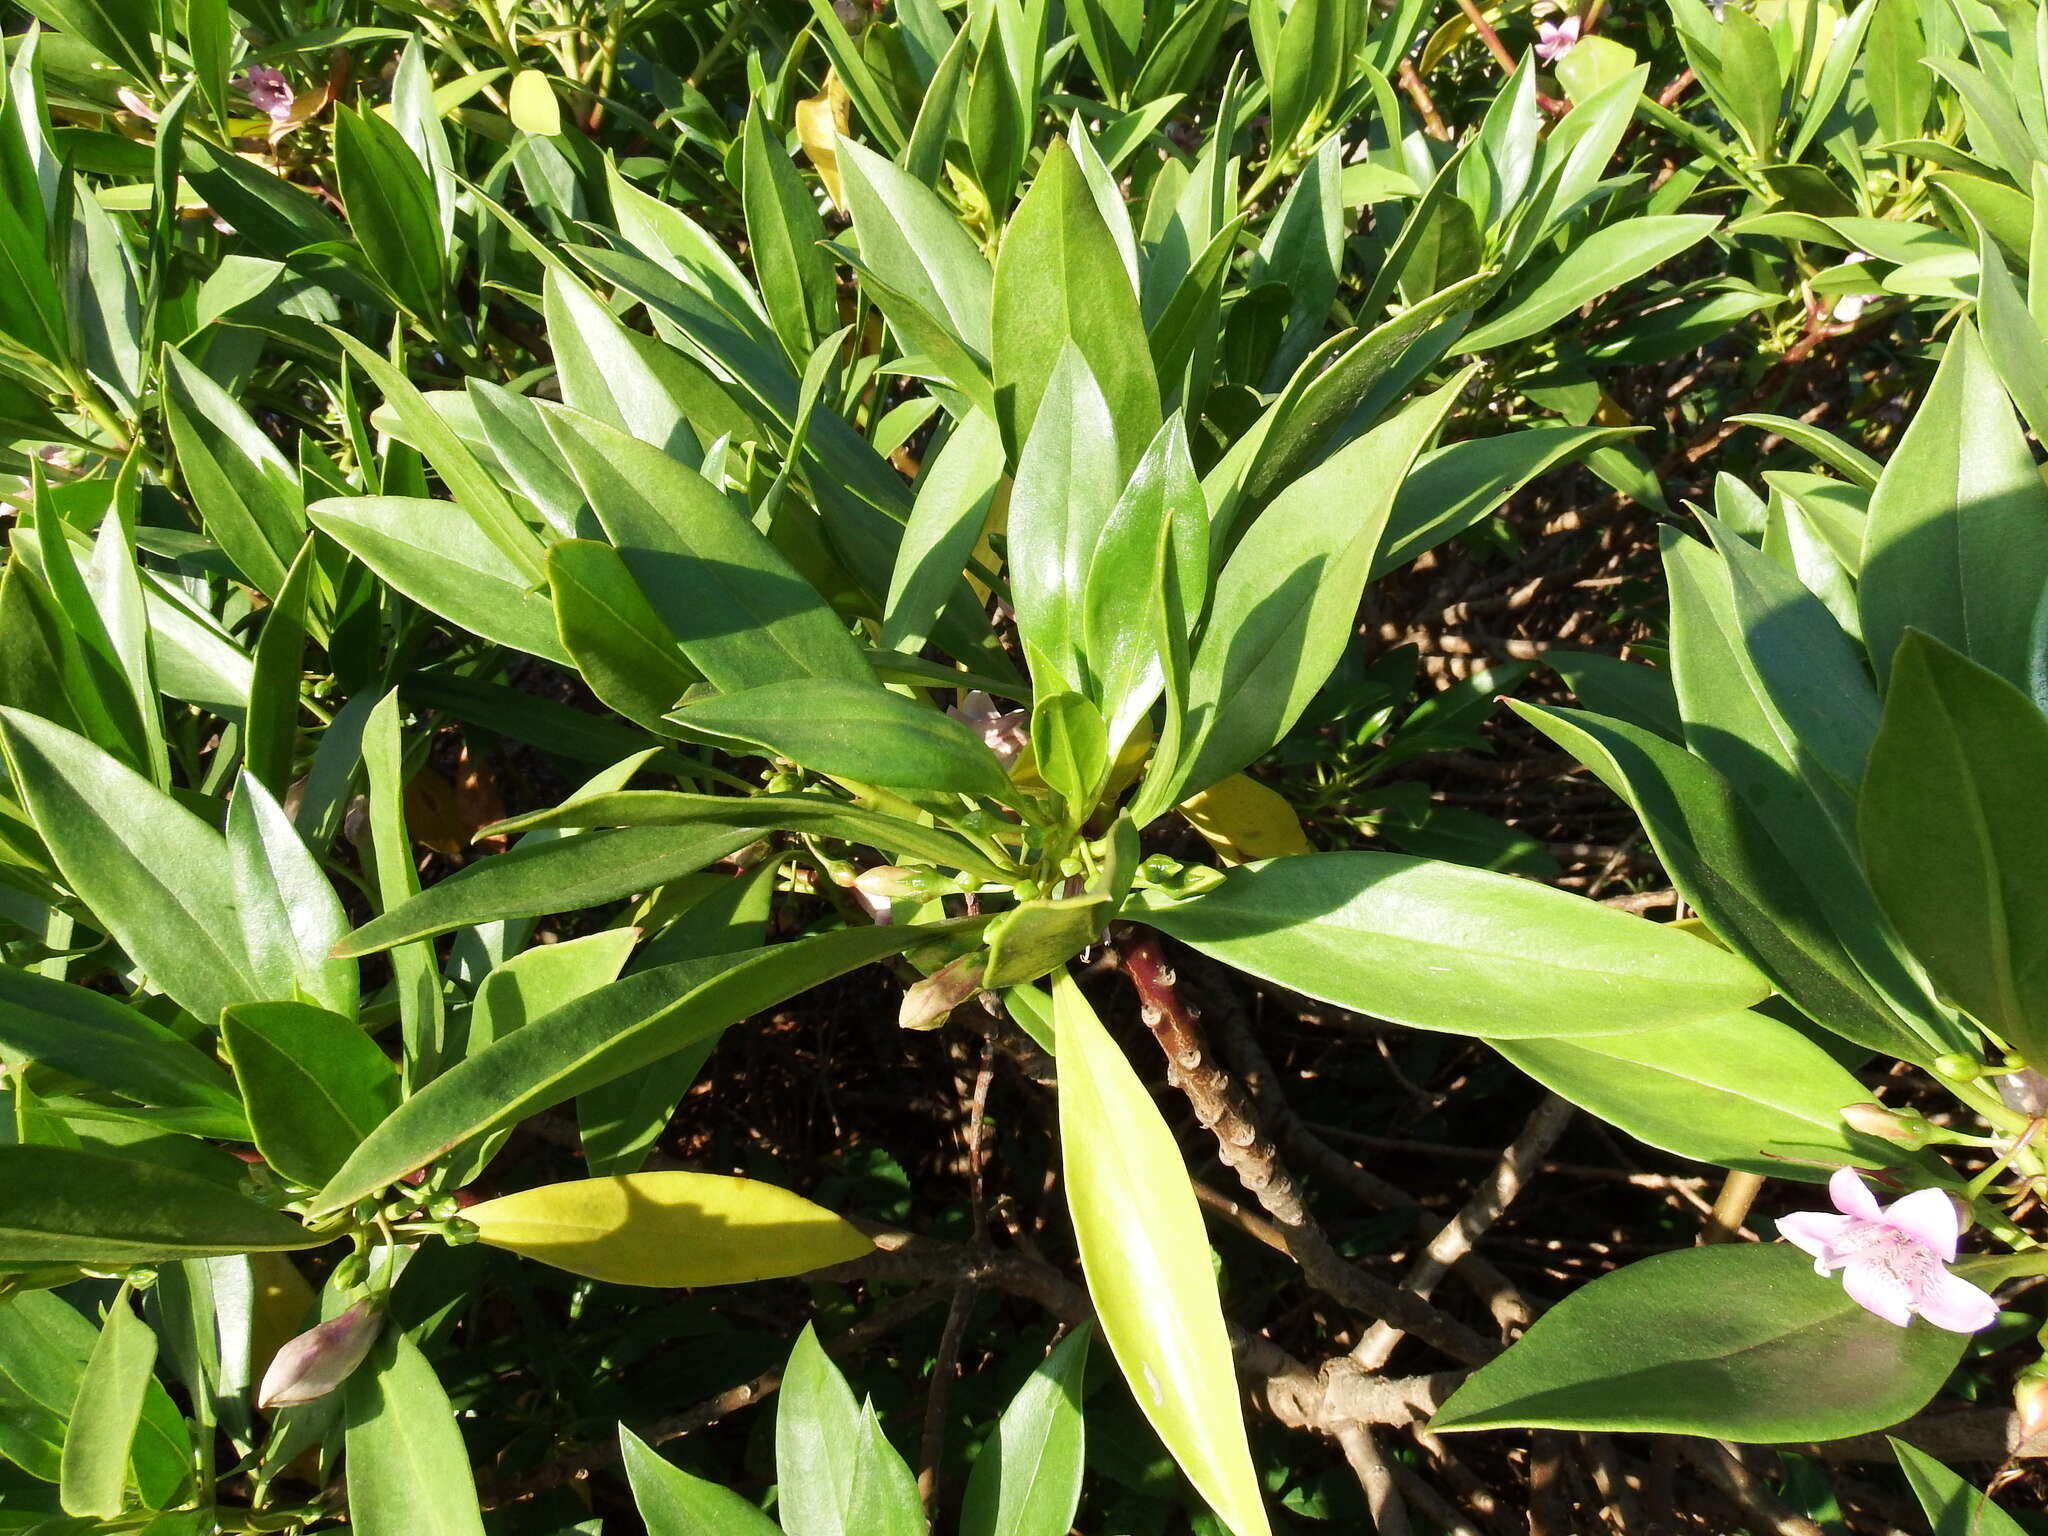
top-left (1336, 1423), bottom-right (1412, 1536)
top-left (1681, 1441), bottom-right (1824, 1536)
top-left (1354, 1094), bottom-right (1574, 1369)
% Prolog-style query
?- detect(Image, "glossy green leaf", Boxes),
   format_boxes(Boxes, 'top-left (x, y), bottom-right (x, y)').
top-left (1861, 632), bottom-right (2048, 1065)
top-left (227, 772), bottom-right (356, 1021)
top-left (991, 139), bottom-right (1159, 458)
top-left (1894, 1440), bottom-right (2030, 1536)
top-left (1007, 345), bottom-right (1127, 689)
top-left (1460, 216), bottom-right (1719, 352)
top-left (1496, 1010), bottom-right (1907, 1180)
top-left (540, 267), bottom-right (701, 461)
top-left (1512, 701), bottom-right (1942, 1062)
top-left (336, 824), bottom-right (766, 957)
top-left (310, 496), bottom-right (569, 665)
top-left (160, 347), bottom-right (303, 598)
top-left (743, 100), bottom-right (841, 366)
top-left (1053, 973), bottom-right (1268, 1536)
top-left (312, 924), bottom-right (967, 1214)
top-left (1431, 1242), bottom-right (1969, 1439)
top-left (959, 1326), bottom-right (1090, 1536)
top-left (0, 1145), bottom-right (317, 1263)
top-left (622, 1424), bottom-right (782, 1536)
top-left (881, 408), bottom-right (1005, 657)
top-left (342, 1328), bottom-right (485, 1536)
top-left (1860, 321), bottom-right (2048, 693)
top-left (835, 136), bottom-right (992, 360)
top-left (1162, 371), bottom-right (1469, 808)
top-left (0, 967), bottom-right (241, 1126)
top-left (486, 790), bottom-right (1007, 883)
top-left (1130, 852), bottom-right (1770, 1037)
top-left (332, 104), bottom-right (448, 328)
top-left (58, 1292), bottom-right (156, 1519)
top-left (328, 331), bottom-right (547, 586)
top-left (221, 1002), bottom-right (399, 1189)
top-left (540, 405), bottom-right (870, 689)
top-left (0, 708), bottom-right (258, 1026)
top-left (16, 0), bottom-right (156, 82)
top-left (547, 539), bottom-right (698, 734)
top-left (777, 1323), bottom-right (868, 1536)
top-left (671, 678), bottom-right (1019, 806)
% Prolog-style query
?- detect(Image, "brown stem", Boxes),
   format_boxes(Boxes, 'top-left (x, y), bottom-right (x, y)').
top-left (1118, 931), bottom-right (1498, 1366)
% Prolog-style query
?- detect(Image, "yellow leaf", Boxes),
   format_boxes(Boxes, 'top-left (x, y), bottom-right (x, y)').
top-left (462, 1172), bottom-right (876, 1286)
top-left (1178, 774), bottom-right (1311, 864)
top-left (1052, 973), bottom-right (1270, 1536)
top-left (796, 71), bottom-right (852, 211)
top-left (507, 69), bottom-right (561, 136)
top-left (246, 1252), bottom-right (316, 1385)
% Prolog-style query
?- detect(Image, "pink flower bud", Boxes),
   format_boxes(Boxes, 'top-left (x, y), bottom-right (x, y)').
top-left (2015, 1365), bottom-right (2048, 1443)
top-left (899, 953), bottom-right (987, 1032)
top-left (257, 1302), bottom-right (383, 1408)
top-left (1840, 1102), bottom-right (1920, 1143)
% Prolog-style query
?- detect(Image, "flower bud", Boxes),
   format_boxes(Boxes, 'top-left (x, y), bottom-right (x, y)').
top-left (899, 954), bottom-right (987, 1032)
top-left (2014, 1362), bottom-right (2048, 1444)
top-left (854, 866), bottom-right (959, 901)
top-left (1840, 1102), bottom-right (1924, 1144)
top-left (1933, 1053), bottom-right (1987, 1082)
top-left (257, 1302), bottom-right (383, 1408)
top-left (1998, 1069), bottom-right (2048, 1116)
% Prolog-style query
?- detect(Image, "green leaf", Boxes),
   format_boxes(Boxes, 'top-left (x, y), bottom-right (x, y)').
top-left (342, 1328), bottom-right (485, 1536)
top-left (959, 1326), bottom-right (1089, 1536)
top-left (743, 100), bottom-right (841, 367)
top-left (1130, 852), bottom-right (1770, 1037)
top-left (776, 1323), bottom-right (867, 1536)
top-left (312, 925), bottom-right (967, 1214)
top-left (227, 772), bottom-right (357, 1021)
top-left (1860, 321), bottom-right (2048, 694)
top-left (16, 0), bottom-right (156, 82)
top-left (1511, 701), bottom-right (1942, 1063)
top-left (0, 967), bottom-right (242, 1127)
top-left (335, 824), bottom-right (767, 957)
top-left (243, 539), bottom-right (319, 797)
top-left (1893, 1440), bottom-right (2030, 1536)
top-left (539, 405), bottom-right (871, 690)
top-left (881, 409), bottom-right (1005, 657)
top-left (547, 539), bottom-right (699, 734)
top-left (1163, 372), bottom-right (1469, 808)
top-left (58, 1291), bottom-right (157, 1519)
top-left (1459, 216), bottom-right (1720, 352)
top-left (670, 678), bottom-right (1019, 806)
top-left (486, 790), bottom-right (1008, 883)
top-left (540, 267), bottom-right (703, 461)
top-left (160, 347), bottom-right (303, 598)
top-left (622, 1424), bottom-right (782, 1536)
top-left (221, 1002), bottom-right (400, 1189)
top-left (1860, 632), bottom-right (2048, 1065)
top-left (1052, 974), bottom-right (1269, 1536)
top-left (1007, 345), bottom-right (1127, 689)
top-left (1430, 1242), bottom-right (1969, 1439)
top-left (332, 104), bottom-right (448, 329)
top-left (327, 331), bottom-right (547, 587)
top-left (311, 496), bottom-right (568, 664)
top-left (834, 136), bottom-right (992, 361)
top-left (1081, 415), bottom-right (1207, 750)
top-left (991, 139), bottom-right (1159, 459)
top-left (0, 708), bottom-right (258, 1026)
top-left (1495, 1009), bottom-right (1909, 1180)
top-left (984, 892), bottom-right (1112, 988)
top-left (0, 1145), bottom-right (317, 1263)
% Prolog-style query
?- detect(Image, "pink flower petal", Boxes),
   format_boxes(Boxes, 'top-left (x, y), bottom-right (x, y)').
top-left (1840, 1257), bottom-right (1914, 1327)
top-left (1775, 1210), bottom-right (1855, 1266)
top-left (1880, 1187), bottom-right (1960, 1261)
top-left (1827, 1166), bottom-right (1881, 1220)
top-left (1911, 1271), bottom-right (1998, 1334)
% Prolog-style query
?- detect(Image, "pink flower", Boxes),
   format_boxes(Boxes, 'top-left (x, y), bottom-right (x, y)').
top-left (1777, 1169), bottom-right (1996, 1333)
top-left (947, 690), bottom-right (1029, 771)
top-left (1536, 16), bottom-right (1582, 62)
top-left (234, 66), bottom-right (296, 123)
